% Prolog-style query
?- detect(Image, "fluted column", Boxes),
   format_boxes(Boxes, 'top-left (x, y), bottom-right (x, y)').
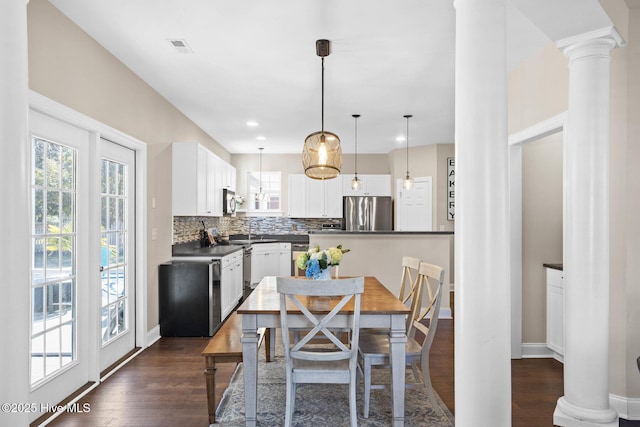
top-left (554, 28), bottom-right (623, 427)
top-left (454, 0), bottom-right (512, 425)
top-left (0, 1), bottom-right (31, 426)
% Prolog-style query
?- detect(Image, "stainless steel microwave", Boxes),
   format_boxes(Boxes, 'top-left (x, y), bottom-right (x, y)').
top-left (222, 189), bottom-right (236, 216)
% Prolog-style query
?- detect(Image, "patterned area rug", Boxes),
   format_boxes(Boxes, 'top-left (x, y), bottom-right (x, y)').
top-left (214, 357), bottom-right (454, 426)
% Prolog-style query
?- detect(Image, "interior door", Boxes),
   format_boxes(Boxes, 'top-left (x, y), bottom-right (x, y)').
top-left (396, 177), bottom-right (433, 231)
top-left (99, 139), bottom-right (136, 371)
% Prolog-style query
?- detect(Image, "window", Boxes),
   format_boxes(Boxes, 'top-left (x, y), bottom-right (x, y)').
top-left (247, 171), bottom-right (281, 211)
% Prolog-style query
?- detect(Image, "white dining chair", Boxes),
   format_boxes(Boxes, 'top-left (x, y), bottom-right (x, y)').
top-left (277, 276), bottom-right (365, 427)
top-left (357, 262), bottom-right (445, 418)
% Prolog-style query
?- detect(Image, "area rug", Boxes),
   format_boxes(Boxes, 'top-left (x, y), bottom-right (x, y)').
top-left (215, 357), bottom-right (454, 427)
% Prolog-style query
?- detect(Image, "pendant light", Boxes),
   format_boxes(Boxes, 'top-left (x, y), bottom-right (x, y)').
top-left (402, 114), bottom-right (413, 190)
top-left (255, 147), bottom-right (266, 201)
top-left (302, 39), bottom-right (342, 180)
top-left (351, 114), bottom-right (361, 190)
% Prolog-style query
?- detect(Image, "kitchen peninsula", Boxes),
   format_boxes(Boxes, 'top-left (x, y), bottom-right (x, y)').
top-left (310, 231), bottom-right (454, 318)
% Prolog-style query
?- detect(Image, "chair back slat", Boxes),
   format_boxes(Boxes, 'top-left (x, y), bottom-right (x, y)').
top-left (399, 256), bottom-right (421, 304)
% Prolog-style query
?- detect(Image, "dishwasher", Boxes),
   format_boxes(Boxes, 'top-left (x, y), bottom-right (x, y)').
top-left (158, 259), bottom-right (222, 337)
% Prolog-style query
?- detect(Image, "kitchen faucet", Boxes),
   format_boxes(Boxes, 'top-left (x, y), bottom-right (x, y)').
top-left (248, 220), bottom-right (258, 240)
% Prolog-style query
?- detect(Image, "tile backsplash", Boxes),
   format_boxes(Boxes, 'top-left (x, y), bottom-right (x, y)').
top-left (172, 216), bottom-right (341, 244)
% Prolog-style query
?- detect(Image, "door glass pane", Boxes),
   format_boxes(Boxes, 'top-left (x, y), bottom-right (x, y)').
top-left (31, 137), bottom-right (77, 386)
top-left (101, 158), bottom-right (129, 345)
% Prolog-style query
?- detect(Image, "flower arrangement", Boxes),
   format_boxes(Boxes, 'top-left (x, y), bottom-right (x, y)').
top-left (296, 244), bottom-right (350, 280)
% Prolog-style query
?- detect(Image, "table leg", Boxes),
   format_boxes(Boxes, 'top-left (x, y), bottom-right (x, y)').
top-left (242, 314), bottom-right (259, 427)
top-left (389, 315), bottom-right (407, 427)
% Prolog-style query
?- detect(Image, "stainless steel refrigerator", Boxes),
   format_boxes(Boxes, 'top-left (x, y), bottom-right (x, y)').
top-left (343, 196), bottom-right (393, 231)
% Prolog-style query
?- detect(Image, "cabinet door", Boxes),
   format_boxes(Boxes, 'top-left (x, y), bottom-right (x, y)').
top-left (323, 176), bottom-right (343, 217)
top-left (306, 178), bottom-right (324, 217)
top-left (363, 175), bottom-right (391, 196)
top-left (279, 243), bottom-right (291, 276)
top-left (196, 145), bottom-right (210, 215)
top-left (234, 255), bottom-right (243, 301)
top-left (221, 264), bottom-right (232, 320)
top-left (288, 174), bottom-right (307, 217)
top-left (251, 250), bottom-right (267, 285)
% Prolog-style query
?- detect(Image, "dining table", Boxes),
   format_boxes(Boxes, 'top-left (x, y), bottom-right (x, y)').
top-left (237, 275), bottom-right (411, 427)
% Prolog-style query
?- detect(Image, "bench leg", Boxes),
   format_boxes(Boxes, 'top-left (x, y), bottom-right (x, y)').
top-left (203, 356), bottom-right (217, 424)
top-left (265, 328), bottom-right (272, 362)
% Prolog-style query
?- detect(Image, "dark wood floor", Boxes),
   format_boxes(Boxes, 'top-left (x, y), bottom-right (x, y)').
top-left (42, 318), bottom-right (577, 426)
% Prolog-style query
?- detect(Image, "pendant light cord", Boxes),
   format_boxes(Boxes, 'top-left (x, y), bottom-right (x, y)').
top-left (404, 114), bottom-right (412, 177)
top-left (321, 57), bottom-right (325, 137)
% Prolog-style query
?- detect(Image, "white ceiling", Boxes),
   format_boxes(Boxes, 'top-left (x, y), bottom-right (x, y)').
top-left (49, 0), bottom-right (551, 154)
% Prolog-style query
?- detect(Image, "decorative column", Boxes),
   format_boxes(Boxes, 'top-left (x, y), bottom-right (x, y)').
top-left (554, 28), bottom-right (623, 427)
top-left (453, 0), bottom-right (512, 426)
top-left (0, 1), bottom-right (31, 426)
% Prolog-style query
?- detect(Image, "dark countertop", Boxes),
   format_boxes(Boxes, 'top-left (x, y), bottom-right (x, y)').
top-left (172, 234), bottom-right (310, 257)
top-left (309, 230), bottom-right (454, 235)
top-left (543, 263), bottom-right (563, 271)
top-left (172, 241), bottom-right (243, 258)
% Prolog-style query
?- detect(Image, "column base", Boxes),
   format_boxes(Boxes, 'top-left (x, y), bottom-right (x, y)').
top-left (554, 397), bottom-right (618, 427)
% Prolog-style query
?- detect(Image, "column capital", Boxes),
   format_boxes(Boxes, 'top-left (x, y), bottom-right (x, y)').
top-left (557, 26), bottom-right (625, 61)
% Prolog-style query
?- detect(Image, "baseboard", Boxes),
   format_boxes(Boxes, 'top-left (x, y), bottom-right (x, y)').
top-left (439, 307), bottom-right (453, 320)
top-left (610, 393), bottom-right (640, 420)
top-left (146, 324), bottom-right (161, 347)
top-left (521, 342), bottom-right (561, 360)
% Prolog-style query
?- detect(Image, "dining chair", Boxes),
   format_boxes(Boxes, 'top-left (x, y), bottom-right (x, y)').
top-left (397, 256), bottom-right (422, 305)
top-left (357, 261), bottom-right (445, 418)
top-left (277, 276), bottom-right (365, 427)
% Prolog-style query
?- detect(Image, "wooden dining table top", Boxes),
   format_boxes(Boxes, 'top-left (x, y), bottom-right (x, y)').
top-left (237, 276), bottom-right (411, 315)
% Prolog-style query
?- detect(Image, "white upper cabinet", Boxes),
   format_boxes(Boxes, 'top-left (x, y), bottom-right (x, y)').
top-left (287, 174), bottom-right (343, 218)
top-left (341, 174), bottom-right (392, 197)
top-left (172, 142), bottom-right (235, 216)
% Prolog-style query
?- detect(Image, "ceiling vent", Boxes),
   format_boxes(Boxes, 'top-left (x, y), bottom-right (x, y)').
top-left (167, 39), bottom-right (194, 54)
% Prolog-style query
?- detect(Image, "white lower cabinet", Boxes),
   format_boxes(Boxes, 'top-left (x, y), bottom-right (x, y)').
top-left (221, 251), bottom-right (243, 320)
top-left (546, 267), bottom-right (564, 361)
top-left (251, 243), bottom-right (291, 285)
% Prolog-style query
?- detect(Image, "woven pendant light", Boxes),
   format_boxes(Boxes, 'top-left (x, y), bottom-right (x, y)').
top-left (302, 39), bottom-right (342, 180)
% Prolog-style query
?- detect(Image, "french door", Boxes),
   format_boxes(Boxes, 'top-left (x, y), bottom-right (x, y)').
top-left (29, 110), bottom-right (138, 420)
top-left (99, 139), bottom-right (136, 371)
top-left (30, 110), bottom-right (91, 412)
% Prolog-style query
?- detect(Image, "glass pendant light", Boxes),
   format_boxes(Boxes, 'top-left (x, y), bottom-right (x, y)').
top-left (351, 114), bottom-right (361, 190)
top-left (255, 147), bottom-right (266, 201)
top-left (403, 114), bottom-right (413, 190)
top-left (302, 39), bottom-right (342, 180)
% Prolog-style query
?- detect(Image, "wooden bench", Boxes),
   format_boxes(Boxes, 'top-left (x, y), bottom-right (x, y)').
top-left (201, 312), bottom-right (270, 424)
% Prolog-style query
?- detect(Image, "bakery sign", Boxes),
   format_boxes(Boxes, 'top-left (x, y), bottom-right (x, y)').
top-left (447, 157), bottom-right (455, 221)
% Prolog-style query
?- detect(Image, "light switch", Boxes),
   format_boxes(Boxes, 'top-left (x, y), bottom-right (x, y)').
top-left (152, 228), bottom-right (158, 240)
top-left (152, 197), bottom-right (156, 209)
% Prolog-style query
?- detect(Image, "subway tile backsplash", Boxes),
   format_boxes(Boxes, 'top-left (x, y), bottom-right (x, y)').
top-left (172, 216), bottom-right (341, 244)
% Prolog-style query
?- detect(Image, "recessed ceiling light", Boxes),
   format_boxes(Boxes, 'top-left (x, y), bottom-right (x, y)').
top-left (396, 136), bottom-right (406, 143)
top-left (256, 136), bottom-right (266, 141)
top-left (246, 121), bottom-right (259, 127)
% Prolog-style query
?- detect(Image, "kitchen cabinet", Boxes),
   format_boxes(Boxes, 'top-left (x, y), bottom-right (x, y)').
top-left (250, 242), bottom-right (291, 285)
top-left (221, 251), bottom-right (243, 320)
top-left (172, 142), bottom-right (236, 216)
top-left (546, 267), bottom-right (564, 361)
top-left (287, 174), bottom-right (343, 218)
top-left (342, 174), bottom-right (392, 197)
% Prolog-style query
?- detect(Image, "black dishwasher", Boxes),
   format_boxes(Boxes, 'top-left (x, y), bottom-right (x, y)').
top-left (158, 260), bottom-right (222, 337)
